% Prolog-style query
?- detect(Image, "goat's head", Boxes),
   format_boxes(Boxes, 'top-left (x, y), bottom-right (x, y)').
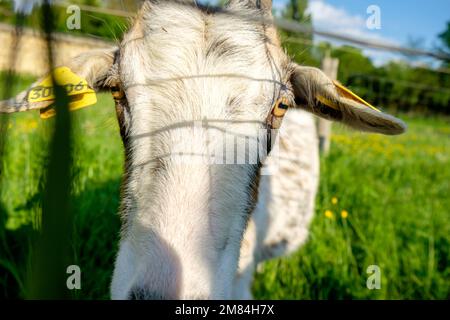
top-left (0, 0), bottom-right (405, 299)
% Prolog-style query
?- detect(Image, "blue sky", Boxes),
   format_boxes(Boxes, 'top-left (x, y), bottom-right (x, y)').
top-left (273, 0), bottom-right (450, 65)
top-left (316, 0), bottom-right (450, 48)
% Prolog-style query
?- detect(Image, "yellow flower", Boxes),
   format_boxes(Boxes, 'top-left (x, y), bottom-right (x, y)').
top-left (341, 210), bottom-right (349, 219)
top-left (331, 197), bottom-right (338, 205)
top-left (324, 210), bottom-right (334, 219)
top-left (18, 120), bottom-right (38, 133)
top-left (26, 120), bottom-right (38, 130)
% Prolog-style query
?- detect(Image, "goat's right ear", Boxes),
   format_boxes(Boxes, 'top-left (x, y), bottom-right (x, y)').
top-left (290, 64), bottom-right (406, 135)
top-left (0, 47), bottom-right (117, 116)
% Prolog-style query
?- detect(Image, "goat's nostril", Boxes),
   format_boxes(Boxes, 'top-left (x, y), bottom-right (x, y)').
top-left (128, 287), bottom-right (167, 300)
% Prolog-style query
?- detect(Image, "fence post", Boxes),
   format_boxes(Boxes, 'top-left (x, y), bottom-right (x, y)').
top-left (319, 54), bottom-right (339, 154)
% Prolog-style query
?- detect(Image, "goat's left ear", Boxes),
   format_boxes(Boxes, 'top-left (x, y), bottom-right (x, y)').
top-left (290, 64), bottom-right (406, 135)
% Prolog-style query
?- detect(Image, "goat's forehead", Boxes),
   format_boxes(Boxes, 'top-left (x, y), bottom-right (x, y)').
top-left (119, 3), bottom-right (288, 84)
top-left (115, 1), bottom-right (293, 140)
top-left (132, 1), bottom-right (264, 39)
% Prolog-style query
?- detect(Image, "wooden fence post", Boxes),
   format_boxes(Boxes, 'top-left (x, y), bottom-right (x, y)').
top-left (319, 54), bottom-right (339, 154)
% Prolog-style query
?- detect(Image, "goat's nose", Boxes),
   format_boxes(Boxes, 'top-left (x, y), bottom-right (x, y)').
top-left (129, 287), bottom-right (171, 300)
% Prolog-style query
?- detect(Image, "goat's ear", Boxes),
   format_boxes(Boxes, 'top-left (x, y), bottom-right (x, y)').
top-left (0, 47), bottom-right (117, 116)
top-left (290, 64), bottom-right (406, 135)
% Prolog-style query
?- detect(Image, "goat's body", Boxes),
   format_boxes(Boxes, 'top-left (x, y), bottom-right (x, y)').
top-left (234, 109), bottom-right (319, 299)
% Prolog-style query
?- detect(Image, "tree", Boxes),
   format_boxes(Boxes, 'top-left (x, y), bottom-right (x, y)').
top-left (280, 0), bottom-right (319, 67)
top-left (438, 22), bottom-right (450, 54)
top-left (284, 0), bottom-right (309, 22)
top-left (438, 21), bottom-right (450, 67)
top-left (330, 45), bottom-right (375, 83)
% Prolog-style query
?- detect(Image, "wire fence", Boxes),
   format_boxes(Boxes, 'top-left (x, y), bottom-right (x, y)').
top-left (0, 0), bottom-right (449, 300)
top-left (43, 0), bottom-right (450, 62)
top-left (283, 36), bottom-right (450, 75)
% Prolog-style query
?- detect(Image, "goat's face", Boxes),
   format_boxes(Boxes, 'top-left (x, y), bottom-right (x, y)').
top-left (0, 0), bottom-right (406, 300)
top-left (109, 1), bottom-right (292, 300)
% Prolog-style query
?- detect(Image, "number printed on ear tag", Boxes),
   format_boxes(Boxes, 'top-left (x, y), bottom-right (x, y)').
top-left (27, 66), bottom-right (97, 119)
top-left (39, 93), bottom-right (98, 119)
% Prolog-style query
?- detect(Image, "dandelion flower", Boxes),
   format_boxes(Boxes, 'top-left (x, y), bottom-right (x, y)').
top-left (331, 197), bottom-right (338, 205)
top-left (26, 120), bottom-right (38, 130)
top-left (341, 210), bottom-right (348, 219)
top-left (19, 120), bottom-right (38, 133)
top-left (325, 210), bottom-right (334, 219)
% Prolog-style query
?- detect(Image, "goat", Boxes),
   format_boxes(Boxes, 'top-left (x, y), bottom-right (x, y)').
top-left (0, 0), bottom-right (405, 299)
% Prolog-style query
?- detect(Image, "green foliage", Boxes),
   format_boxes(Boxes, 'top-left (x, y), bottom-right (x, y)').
top-left (347, 61), bottom-right (450, 114)
top-left (438, 22), bottom-right (450, 54)
top-left (330, 45), bottom-right (375, 84)
top-left (284, 0), bottom-right (309, 22)
top-left (0, 1), bottom-right (128, 41)
top-left (280, 0), bottom-right (320, 67)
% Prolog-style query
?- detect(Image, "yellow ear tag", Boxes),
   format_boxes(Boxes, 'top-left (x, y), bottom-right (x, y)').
top-left (27, 66), bottom-right (97, 119)
top-left (317, 80), bottom-right (381, 113)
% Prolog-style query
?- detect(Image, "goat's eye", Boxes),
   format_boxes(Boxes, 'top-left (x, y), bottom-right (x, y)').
top-left (111, 85), bottom-right (125, 100)
top-left (267, 97), bottom-right (291, 130)
top-left (273, 98), bottom-right (290, 117)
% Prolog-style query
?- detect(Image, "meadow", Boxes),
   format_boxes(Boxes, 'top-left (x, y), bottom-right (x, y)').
top-left (0, 75), bottom-right (449, 299)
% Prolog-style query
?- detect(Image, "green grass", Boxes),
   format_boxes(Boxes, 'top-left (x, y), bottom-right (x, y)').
top-left (254, 115), bottom-right (450, 299)
top-left (0, 75), bottom-right (449, 299)
top-left (1, 75), bottom-right (123, 299)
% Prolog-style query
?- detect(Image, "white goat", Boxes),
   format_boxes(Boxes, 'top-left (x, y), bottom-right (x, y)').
top-left (0, 0), bottom-right (405, 299)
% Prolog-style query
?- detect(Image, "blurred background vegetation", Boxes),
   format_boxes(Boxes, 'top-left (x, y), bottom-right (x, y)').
top-left (0, 0), bottom-right (449, 299)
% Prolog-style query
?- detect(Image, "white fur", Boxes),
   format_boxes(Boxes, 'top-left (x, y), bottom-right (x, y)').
top-left (111, 2), bottom-right (291, 299)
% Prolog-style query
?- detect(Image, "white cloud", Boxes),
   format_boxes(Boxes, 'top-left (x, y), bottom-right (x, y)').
top-left (307, 0), bottom-right (366, 31)
top-left (305, 0), bottom-right (401, 65)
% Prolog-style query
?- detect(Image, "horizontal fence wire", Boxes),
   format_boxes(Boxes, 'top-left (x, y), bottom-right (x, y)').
top-left (44, 0), bottom-right (450, 62)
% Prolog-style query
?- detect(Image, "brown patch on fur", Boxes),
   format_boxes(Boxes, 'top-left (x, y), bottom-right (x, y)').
top-left (246, 164), bottom-right (262, 217)
top-left (114, 99), bottom-right (128, 142)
